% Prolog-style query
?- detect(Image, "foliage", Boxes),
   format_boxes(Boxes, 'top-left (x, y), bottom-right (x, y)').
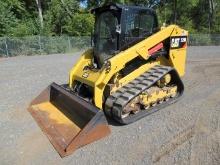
top-left (64, 13), bottom-right (94, 36)
top-left (0, 0), bottom-right (219, 37)
top-left (0, 1), bottom-right (19, 36)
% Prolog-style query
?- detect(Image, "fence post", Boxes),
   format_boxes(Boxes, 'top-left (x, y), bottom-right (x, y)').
top-left (38, 35), bottom-right (42, 54)
top-left (68, 37), bottom-right (71, 52)
top-left (4, 37), bottom-right (9, 57)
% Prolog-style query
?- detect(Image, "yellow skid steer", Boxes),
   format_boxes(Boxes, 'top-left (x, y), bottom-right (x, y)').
top-left (28, 3), bottom-right (188, 157)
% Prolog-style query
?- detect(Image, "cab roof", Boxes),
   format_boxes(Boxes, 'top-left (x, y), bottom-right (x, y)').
top-left (91, 3), bottom-right (155, 14)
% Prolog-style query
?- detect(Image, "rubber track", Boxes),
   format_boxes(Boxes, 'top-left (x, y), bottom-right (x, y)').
top-left (104, 65), bottom-right (184, 124)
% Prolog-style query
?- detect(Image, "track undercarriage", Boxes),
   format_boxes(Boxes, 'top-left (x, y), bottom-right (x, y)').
top-left (105, 65), bottom-right (184, 124)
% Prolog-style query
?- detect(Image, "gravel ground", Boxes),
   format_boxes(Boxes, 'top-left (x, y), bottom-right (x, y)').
top-left (0, 46), bottom-right (220, 165)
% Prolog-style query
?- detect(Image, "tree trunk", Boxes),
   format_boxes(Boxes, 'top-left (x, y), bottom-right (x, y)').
top-left (173, 0), bottom-right (177, 24)
top-left (208, 0), bottom-right (214, 33)
top-left (35, 0), bottom-right (43, 28)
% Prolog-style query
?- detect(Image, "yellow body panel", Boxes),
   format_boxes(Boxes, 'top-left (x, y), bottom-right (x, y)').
top-left (169, 48), bottom-right (187, 76)
top-left (69, 25), bottom-right (188, 109)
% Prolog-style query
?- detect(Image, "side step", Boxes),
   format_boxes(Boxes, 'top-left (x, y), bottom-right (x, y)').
top-left (28, 83), bottom-right (110, 157)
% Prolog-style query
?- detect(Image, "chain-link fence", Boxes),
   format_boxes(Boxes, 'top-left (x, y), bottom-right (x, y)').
top-left (0, 34), bottom-right (220, 57)
top-left (0, 36), bottom-right (90, 57)
top-left (189, 34), bottom-right (220, 46)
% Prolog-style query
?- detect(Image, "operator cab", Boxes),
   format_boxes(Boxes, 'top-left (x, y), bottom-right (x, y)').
top-left (91, 3), bottom-right (159, 68)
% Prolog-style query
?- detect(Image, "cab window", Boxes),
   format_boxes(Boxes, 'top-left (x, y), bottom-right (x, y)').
top-left (124, 10), bottom-right (156, 44)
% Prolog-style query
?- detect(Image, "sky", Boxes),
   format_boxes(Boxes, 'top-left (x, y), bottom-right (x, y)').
top-left (80, 0), bottom-right (87, 8)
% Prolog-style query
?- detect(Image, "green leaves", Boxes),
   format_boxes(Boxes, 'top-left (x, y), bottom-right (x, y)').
top-left (0, 0), bottom-right (219, 36)
top-left (64, 13), bottom-right (94, 36)
top-left (0, 2), bottom-right (17, 36)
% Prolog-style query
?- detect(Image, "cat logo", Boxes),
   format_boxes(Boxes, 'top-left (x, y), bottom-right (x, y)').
top-left (171, 38), bottom-right (180, 48)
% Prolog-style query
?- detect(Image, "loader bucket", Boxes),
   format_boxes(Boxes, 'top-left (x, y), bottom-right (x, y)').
top-left (28, 83), bottom-right (110, 157)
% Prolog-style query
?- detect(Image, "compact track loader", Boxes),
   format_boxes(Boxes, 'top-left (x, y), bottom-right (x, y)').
top-left (28, 3), bottom-right (188, 157)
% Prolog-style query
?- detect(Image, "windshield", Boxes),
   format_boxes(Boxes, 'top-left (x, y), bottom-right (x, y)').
top-left (121, 9), bottom-right (156, 49)
top-left (94, 11), bottom-right (118, 66)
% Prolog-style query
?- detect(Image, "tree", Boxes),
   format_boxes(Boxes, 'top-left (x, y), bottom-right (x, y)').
top-left (0, 0), bottom-right (219, 37)
top-left (0, 2), bottom-right (17, 36)
top-left (43, 0), bottom-right (81, 35)
top-left (35, 0), bottom-right (44, 28)
top-left (64, 13), bottom-right (94, 36)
